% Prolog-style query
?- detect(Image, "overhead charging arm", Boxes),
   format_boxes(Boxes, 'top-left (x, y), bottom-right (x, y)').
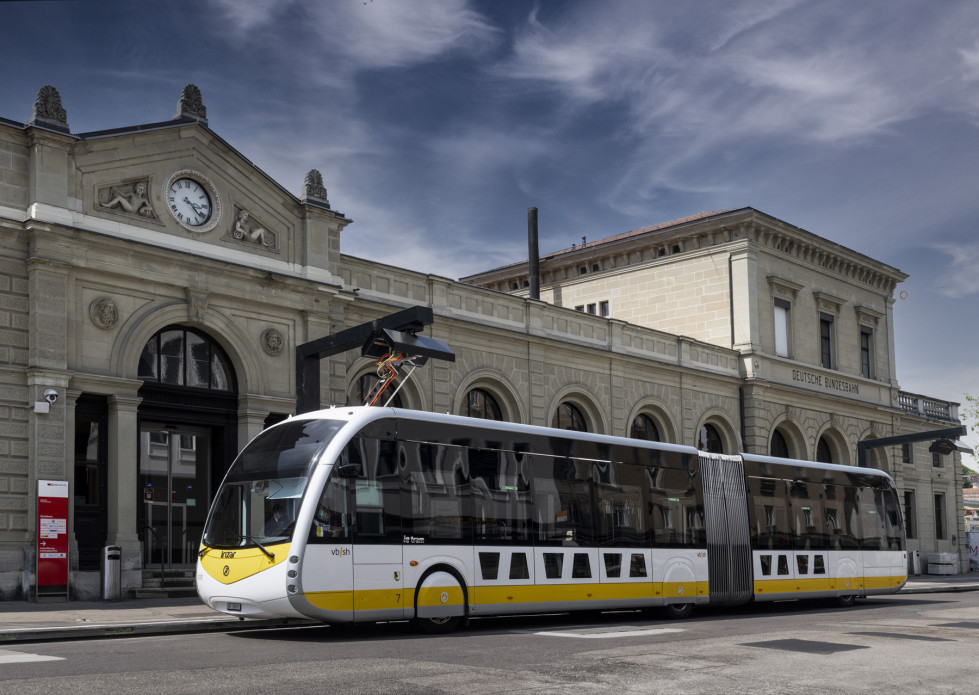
top-left (856, 425), bottom-right (968, 468)
top-left (294, 306), bottom-right (454, 414)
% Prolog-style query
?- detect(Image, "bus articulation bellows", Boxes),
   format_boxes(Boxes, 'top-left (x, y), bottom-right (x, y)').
top-left (196, 406), bottom-right (907, 632)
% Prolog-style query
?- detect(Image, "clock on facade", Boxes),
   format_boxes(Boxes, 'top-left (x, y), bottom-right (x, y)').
top-left (164, 170), bottom-right (221, 232)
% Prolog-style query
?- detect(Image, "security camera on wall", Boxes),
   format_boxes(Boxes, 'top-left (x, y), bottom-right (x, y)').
top-left (33, 389), bottom-right (58, 413)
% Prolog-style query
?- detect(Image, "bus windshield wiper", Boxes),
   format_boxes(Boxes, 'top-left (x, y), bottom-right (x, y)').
top-left (207, 535), bottom-right (276, 561)
top-left (246, 536), bottom-right (275, 561)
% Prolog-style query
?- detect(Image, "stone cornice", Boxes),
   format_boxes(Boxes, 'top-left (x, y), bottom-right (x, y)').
top-left (464, 208), bottom-right (907, 296)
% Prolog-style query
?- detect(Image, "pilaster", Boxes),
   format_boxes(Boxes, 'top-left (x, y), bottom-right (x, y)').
top-left (729, 247), bottom-right (759, 350)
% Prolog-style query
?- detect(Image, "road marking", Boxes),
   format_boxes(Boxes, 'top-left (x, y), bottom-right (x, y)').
top-left (0, 649), bottom-right (64, 664)
top-left (515, 626), bottom-right (685, 639)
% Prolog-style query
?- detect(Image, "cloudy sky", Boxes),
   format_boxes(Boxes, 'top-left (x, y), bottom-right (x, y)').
top-left (4, 0), bottom-right (978, 459)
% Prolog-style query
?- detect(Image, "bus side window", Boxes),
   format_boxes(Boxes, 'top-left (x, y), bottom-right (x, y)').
top-left (309, 476), bottom-right (351, 542)
top-left (351, 438), bottom-right (402, 543)
top-left (531, 457), bottom-right (595, 546)
top-left (470, 448), bottom-right (531, 544)
top-left (401, 442), bottom-right (470, 542)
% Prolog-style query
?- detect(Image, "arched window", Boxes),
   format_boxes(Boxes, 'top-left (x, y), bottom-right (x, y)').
top-left (552, 402), bottom-right (587, 431)
top-left (138, 326), bottom-right (233, 391)
top-left (698, 424), bottom-right (724, 453)
top-left (630, 413), bottom-right (660, 441)
top-left (464, 388), bottom-right (503, 420)
top-left (350, 373), bottom-right (403, 408)
top-left (816, 436), bottom-right (833, 463)
top-left (770, 429), bottom-right (789, 458)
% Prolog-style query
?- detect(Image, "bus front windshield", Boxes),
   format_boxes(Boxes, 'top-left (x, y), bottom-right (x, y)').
top-left (202, 419), bottom-right (346, 549)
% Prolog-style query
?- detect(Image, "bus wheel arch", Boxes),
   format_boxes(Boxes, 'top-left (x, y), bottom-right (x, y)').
top-left (412, 564), bottom-right (468, 634)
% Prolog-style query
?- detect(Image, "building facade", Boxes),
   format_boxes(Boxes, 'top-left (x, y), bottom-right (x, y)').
top-left (0, 85), bottom-right (966, 600)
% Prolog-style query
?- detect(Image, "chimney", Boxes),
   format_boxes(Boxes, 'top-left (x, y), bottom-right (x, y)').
top-left (527, 207), bottom-right (540, 300)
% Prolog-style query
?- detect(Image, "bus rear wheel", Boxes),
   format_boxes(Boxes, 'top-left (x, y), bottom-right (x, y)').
top-left (835, 594), bottom-right (856, 608)
top-left (412, 615), bottom-right (463, 634)
top-left (664, 603), bottom-right (693, 620)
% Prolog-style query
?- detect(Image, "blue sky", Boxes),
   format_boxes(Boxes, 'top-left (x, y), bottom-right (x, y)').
top-left (4, 0), bottom-right (979, 460)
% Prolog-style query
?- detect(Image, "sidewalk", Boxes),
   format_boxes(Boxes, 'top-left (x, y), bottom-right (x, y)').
top-left (2, 573), bottom-right (978, 644)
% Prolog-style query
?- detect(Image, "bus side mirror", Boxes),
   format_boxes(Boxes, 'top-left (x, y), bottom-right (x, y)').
top-left (336, 462), bottom-right (362, 478)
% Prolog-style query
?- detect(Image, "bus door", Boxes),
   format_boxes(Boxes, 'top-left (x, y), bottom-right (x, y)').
top-left (351, 437), bottom-right (404, 622)
top-left (858, 486), bottom-right (904, 590)
top-left (303, 474), bottom-right (354, 622)
top-left (700, 453), bottom-right (752, 605)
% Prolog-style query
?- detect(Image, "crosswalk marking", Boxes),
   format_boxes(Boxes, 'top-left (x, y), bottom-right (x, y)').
top-left (515, 626), bottom-right (684, 639)
top-left (0, 649), bottom-right (64, 664)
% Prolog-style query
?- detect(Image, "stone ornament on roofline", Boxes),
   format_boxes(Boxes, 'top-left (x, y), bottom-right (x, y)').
top-left (224, 206), bottom-right (278, 250)
top-left (30, 85), bottom-right (69, 132)
top-left (302, 169), bottom-right (330, 207)
top-left (174, 84), bottom-right (207, 124)
top-left (98, 179), bottom-right (156, 219)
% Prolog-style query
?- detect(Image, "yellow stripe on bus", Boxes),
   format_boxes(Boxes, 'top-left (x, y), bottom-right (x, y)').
top-left (305, 574), bottom-right (904, 616)
top-left (752, 575), bottom-right (904, 595)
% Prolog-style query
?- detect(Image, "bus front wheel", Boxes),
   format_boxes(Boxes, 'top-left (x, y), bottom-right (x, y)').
top-left (664, 603), bottom-right (693, 620)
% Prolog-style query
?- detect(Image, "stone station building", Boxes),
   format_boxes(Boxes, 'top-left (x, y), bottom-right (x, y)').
top-left (0, 85), bottom-right (966, 600)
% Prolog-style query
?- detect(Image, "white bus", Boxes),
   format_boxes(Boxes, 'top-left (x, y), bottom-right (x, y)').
top-left (196, 406), bottom-right (907, 632)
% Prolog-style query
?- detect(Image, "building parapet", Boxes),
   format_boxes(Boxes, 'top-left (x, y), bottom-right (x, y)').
top-left (898, 390), bottom-right (960, 424)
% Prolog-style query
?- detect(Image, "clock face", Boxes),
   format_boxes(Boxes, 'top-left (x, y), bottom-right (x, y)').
top-left (167, 177), bottom-right (212, 227)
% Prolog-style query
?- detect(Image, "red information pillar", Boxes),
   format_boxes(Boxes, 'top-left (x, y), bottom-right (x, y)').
top-left (37, 479), bottom-right (69, 597)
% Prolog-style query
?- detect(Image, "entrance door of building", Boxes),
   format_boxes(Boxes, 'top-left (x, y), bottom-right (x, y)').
top-left (138, 423), bottom-right (211, 567)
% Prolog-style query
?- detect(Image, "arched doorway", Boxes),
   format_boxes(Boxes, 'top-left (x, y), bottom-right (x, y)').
top-left (136, 326), bottom-right (238, 567)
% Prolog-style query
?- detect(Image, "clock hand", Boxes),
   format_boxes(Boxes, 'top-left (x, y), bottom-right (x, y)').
top-left (183, 197), bottom-right (207, 216)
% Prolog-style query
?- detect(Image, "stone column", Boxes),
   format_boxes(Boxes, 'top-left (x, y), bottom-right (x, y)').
top-left (106, 393), bottom-right (141, 590)
top-left (64, 389), bottom-right (80, 570)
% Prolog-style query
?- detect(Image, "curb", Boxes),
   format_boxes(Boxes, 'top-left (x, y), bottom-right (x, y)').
top-left (0, 616), bottom-right (313, 644)
top-left (898, 584), bottom-right (979, 595)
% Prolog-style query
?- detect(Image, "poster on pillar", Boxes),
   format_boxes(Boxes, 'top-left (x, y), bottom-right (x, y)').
top-left (37, 479), bottom-right (69, 596)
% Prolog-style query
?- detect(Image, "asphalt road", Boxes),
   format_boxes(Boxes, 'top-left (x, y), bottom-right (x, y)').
top-left (1, 593), bottom-right (976, 694)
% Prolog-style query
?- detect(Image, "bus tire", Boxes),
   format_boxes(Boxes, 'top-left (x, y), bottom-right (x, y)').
top-left (664, 603), bottom-right (693, 620)
top-left (836, 594), bottom-right (856, 608)
top-left (413, 567), bottom-right (467, 634)
top-left (412, 615), bottom-right (463, 634)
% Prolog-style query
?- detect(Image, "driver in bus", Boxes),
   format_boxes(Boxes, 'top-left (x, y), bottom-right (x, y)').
top-left (264, 503), bottom-right (291, 536)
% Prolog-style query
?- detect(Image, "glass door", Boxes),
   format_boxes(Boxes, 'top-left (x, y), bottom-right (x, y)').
top-left (138, 423), bottom-right (211, 567)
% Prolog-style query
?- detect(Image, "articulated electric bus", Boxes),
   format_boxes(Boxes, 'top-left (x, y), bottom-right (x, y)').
top-left (196, 406), bottom-right (906, 632)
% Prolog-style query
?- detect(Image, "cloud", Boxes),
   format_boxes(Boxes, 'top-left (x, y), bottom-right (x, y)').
top-left (481, 1), bottom-right (979, 229)
top-left (209, 0), bottom-right (499, 73)
top-left (961, 40), bottom-right (979, 80)
top-left (933, 242), bottom-right (979, 298)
